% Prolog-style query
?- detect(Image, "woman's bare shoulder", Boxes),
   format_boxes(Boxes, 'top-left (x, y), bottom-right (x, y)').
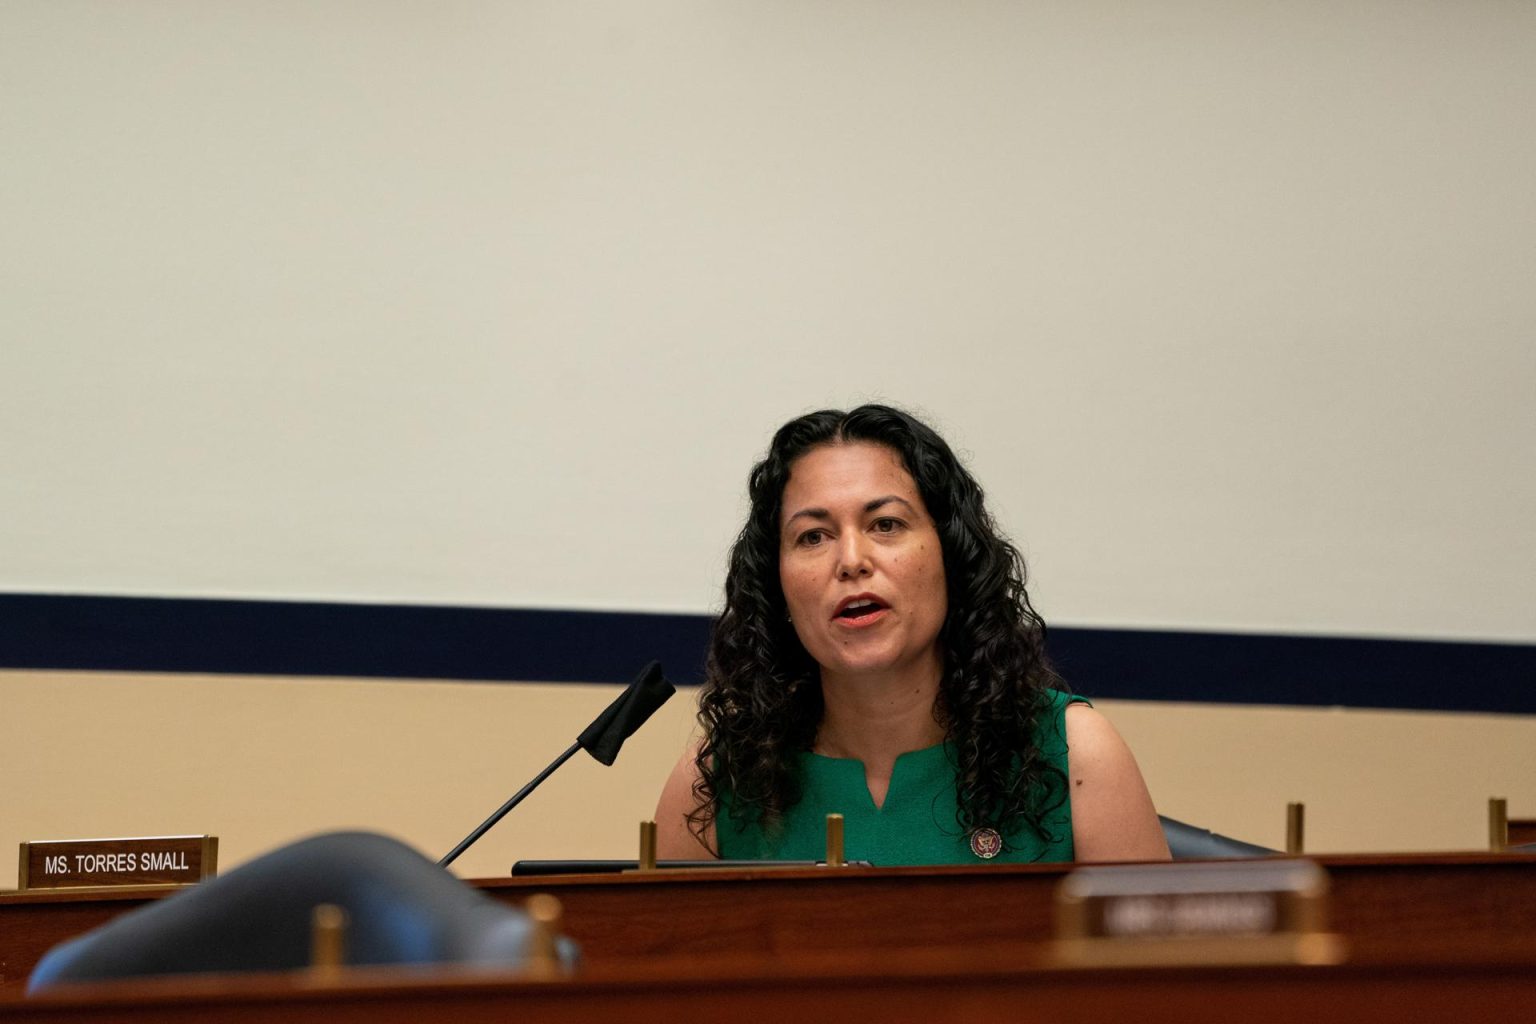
top-left (1063, 704), bottom-right (1171, 862)
top-left (654, 739), bottom-right (718, 859)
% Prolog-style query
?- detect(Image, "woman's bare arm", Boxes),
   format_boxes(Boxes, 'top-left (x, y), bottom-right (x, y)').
top-left (654, 742), bottom-right (719, 859)
top-left (1064, 704), bottom-right (1171, 862)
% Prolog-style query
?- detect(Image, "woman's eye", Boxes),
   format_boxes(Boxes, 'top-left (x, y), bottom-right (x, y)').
top-left (799, 529), bottom-right (826, 546)
top-left (872, 518), bottom-right (901, 533)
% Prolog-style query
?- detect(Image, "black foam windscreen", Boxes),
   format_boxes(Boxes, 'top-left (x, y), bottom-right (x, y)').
top-left (575, 660), bottom-right (675, 766)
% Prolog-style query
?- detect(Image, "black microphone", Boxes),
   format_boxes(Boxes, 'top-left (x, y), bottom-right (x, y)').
top-left (437, 661), bottom-right (676, 868)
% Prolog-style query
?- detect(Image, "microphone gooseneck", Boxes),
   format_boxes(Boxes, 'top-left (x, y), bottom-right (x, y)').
top-left (437, 661), bottom-right (676, 868)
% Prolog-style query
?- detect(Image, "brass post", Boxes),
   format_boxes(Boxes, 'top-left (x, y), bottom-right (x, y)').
top-left (525, 893), bottom-right (565, 980)
top-left (825, 813), bottom-right (845, 868)
top-left (309, 903), bottom-right (348, 977)
top-left (638, 820), bottom-right (658, 871)
top-left (1285, 803), bottom-right (1305, 856)
top-left (1490, 797), bottom-right (1509, 853)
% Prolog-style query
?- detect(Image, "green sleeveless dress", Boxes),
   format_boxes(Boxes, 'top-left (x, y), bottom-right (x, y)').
top-left (716, 690), bottom-right (1087, 865)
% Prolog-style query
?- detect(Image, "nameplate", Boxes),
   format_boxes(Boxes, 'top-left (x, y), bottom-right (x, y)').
top-left (18, 836), bottom-right (218, 891)
top-left (1054, 860), bottom-right (1342, 966)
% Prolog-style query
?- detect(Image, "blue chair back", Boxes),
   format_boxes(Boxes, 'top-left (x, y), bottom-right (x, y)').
top-left (1159, 815), bottom-right (1277, 859)
top-left (29, 831), bottom-right (575, 992)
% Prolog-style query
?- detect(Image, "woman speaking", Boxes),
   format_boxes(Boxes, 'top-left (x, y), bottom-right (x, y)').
top-left (656, 405), bottom-right (1169, 864)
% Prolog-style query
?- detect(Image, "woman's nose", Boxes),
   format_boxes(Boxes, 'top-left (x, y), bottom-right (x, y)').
top-left (835, 536), bottom-right (874, 580)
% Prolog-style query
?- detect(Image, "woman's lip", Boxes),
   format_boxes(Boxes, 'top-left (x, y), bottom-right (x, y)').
top-left (833, 593), bottom-right (888, 617)
top-left (832, 607), bottom-right (889, 628)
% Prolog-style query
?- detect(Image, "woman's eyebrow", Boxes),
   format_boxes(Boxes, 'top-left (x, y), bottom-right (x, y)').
top-left (783, 506), bottom-right (831, 527)
top-left (865, 495), bottom-right (916, 514)
top-left (784, 495), bottom-right (915, 527)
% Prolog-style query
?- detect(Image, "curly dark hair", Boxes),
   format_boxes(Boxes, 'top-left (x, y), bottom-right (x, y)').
top-left (690, 403), bottom-right (1068, 851)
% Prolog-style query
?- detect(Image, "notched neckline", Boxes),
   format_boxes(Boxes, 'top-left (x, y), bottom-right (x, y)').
top-left (801, 741), bottom-right (952, 812)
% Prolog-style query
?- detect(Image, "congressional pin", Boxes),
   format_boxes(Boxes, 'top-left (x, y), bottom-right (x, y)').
top-left (969, 827), bottom-right (1002, 860)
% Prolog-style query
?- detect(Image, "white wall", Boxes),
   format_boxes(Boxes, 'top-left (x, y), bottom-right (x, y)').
top-left (3, 4), bottom-right (1533, 888)
top-left (3, 2), bottom-right (1533, 640)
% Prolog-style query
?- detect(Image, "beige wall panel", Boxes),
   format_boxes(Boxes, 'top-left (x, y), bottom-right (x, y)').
top-left (1099, 698), bottom-right (1536, 854)
top-left (4, 671), bottom-right (1533, 890)
top-left (0, 670), bottom-right (699, 888)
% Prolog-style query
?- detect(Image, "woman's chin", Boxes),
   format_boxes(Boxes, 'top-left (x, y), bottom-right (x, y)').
top-left (817, 648), bottom-right (937, 685)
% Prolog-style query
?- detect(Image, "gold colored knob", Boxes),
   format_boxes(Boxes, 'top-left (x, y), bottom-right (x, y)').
top-left (525, 893), bottom-right (565, 980)
top-left (309, 903), bottom-right (348, 977)
top-left (1286, 802), bottom-right (1305, 855)
top-left (826, 813), bottom-right (845, 868)
top-left (638, 820), bottom-right (658, 871)
top-left (1490, 797), bottom-right (1509, 853)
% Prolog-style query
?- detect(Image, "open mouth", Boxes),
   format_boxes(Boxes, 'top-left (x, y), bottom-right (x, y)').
top-left (834, 597), bottom-right (889, 623)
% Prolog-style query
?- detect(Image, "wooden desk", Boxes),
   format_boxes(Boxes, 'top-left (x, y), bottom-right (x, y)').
top-left (5, 852), bottom-right (1535, 990)
top-left (475, 851), bottom-right (1536, 962)
top-left (2, 943), bottom-right (1535, 1023)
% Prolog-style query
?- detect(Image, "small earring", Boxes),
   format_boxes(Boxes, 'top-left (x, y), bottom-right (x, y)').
top-left (785, 611), bottom-right (793, 623)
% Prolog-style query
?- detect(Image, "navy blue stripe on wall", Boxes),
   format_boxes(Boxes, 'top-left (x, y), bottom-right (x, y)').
top-left (0, 594), bottom-right (714, 688)
top-left (1, 594), bottom-right (1532, 714)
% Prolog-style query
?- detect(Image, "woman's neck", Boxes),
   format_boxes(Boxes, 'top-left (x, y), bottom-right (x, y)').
top-left (813, 661), bottom-right (945, 810)
top-left (813, 660), bottom-right (946, 766)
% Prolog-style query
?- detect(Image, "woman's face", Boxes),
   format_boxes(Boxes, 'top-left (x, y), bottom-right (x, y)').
top-left (778, 441), bottom-right (948, 685)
